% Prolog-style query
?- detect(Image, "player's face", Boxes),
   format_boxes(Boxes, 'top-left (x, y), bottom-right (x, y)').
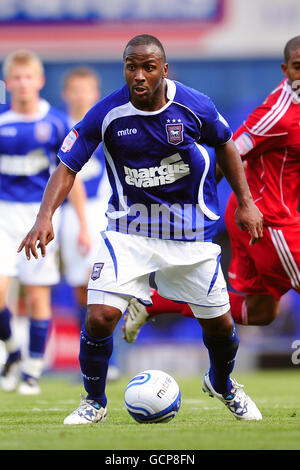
top-left (63, 76), bottom-right (100, 114)
top-left (281, 48), bottom-right (300, 90)
top-left (6, 64), bottom-right (44, 104)
top-left (124, 44), bottom-right (168, 111)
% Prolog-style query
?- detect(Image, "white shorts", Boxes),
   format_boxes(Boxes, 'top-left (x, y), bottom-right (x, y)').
top-left (59, 197), bottom-right (109, 286)
top-left (87, 231), bottom-right (230, 319)
top-left (0, 201), bottom-right (60, 286)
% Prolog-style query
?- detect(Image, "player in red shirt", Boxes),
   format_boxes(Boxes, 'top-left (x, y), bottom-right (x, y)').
top-left (123, 35), bottom-right (300, 342)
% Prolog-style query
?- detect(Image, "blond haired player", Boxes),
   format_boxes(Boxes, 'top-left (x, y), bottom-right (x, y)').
top-left (0, 50), bottom-right (87, 394)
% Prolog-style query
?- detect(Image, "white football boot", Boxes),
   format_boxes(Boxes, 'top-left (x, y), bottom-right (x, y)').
top-left (0, 355), bottom-right (21, 392)
top-left (18, 377), bottom-right (41, 395)
top-left (123, 298), bottom-right (150, 343)
top-left (202, 371), bottom-right (262, 421)
top-left (64, 394), bottom-right (107, 425)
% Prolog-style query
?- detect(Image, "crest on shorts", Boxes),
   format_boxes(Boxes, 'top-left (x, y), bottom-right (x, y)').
top-left (91, 262), bottom-right (104, 280)
top-left (166, 123), bottom-right (184, 145)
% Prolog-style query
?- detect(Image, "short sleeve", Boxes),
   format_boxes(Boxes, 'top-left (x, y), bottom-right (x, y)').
top-left (233, 82), bottom-right (289, 160)
top-left (58, 105), bottom-right (101, 173)
top-left (200, 97), bottom-right (233, 147)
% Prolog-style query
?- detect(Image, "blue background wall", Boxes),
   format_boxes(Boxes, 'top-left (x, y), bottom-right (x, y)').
top-left (40, 58), bottom-right (284, 128)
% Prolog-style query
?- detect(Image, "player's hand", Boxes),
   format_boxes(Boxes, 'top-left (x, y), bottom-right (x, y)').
top-left (17, 214), bottom-right (54, 260)
top-left (234, 203), bottom-right (264, 245)
top-left (77, 226), bottom-right (91, 256)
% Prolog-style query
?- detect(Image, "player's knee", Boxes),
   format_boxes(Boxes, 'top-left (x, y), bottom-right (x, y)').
top-left (198, 311), bottom-right (234, 339)
top-left (85, 304), bottom-right (122, 338)
top-left (26, 294), bottom-right (50, 318)
top-left (256, 310), bottom-right (278, 326)
top-left (246, 296), bottom-right (279, 326)
top-left (0, 279), bottom-right (10, 310)
top-left (0, 291), bottom-right (7, 310)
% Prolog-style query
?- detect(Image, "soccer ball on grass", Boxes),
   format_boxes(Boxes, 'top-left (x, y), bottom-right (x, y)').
top-left (124, 369), bottom-right (181, 423)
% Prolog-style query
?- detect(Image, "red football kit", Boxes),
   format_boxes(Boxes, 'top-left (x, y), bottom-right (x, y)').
top-left (226, 78), bottom-right (300, 299)
top-left (135, 79), bottom-right (300, 325)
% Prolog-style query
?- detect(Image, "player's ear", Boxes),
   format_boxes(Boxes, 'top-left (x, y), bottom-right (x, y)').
top-left (162, 63), bottom-right (168, 79)
top-left (5, 78), bottom-right (11, 92)
top-left (38, 74), bottom-right (46, 91)
top-left (281, 62), bottom-right (288, 78)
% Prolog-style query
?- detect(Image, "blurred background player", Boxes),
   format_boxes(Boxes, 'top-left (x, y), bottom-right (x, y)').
top-left (59, 67), bottom-right (119, 381)
top-left (123, 35), bottom-right (300, 343)
top-left (0, 50), bottom-right (87, 394)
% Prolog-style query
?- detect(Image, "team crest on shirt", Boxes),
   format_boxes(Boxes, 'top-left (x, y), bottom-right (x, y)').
top-left (34, 121), bottom-right (52, 143)
top-left (166, 123), bottom-right (184, 145)
top-left (61, 128), bottom-right (78, 153)
top-left (91, 262), bottom-right (104, 280)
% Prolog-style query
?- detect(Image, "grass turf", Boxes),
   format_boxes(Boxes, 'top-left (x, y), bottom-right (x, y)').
top-left (0, 369), bottom-right (299, 451)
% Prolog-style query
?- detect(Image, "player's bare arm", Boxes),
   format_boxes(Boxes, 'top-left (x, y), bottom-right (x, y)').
top-left (215, 139), bottom-right (263, 245)
top-left (68, 175), bottom-right (91, 256)
top-left (18, 163), bottom-right (77, 260)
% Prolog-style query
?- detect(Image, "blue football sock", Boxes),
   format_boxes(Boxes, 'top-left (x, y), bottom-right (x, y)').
top-left (79, 325), bottom-right (113, 408)
top-left (0, 307), bottom-right (12, 341)
top-left (29, 318), bottom-right (51, 358)
top-left (0, 307), bottom-right (21, 359)
top-left (203, 326), bottom-right (240, 395)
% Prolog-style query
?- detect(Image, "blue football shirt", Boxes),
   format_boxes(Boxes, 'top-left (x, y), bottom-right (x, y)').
top-left (0, 100), bottom-right (69, 203)
top-left (67, 117), bottom-right (108, 200)
top-left (58, 79), bottom-right (232, 241)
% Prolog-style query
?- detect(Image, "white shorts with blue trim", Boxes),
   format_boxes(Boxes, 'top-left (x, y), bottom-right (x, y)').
top-left (59, 197), bottom-right (109, 286)
top-left (0, 201), bottom-right (60, 285)
top-left (87, 231), bottom-right (230, 319)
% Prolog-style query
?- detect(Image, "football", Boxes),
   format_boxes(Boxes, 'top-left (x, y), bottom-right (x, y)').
top-left (124, 369), bottom-right (181, 423)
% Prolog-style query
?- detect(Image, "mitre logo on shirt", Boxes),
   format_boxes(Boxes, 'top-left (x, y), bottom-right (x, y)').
top-left (117, 128), bottom-right (137, 136)
top-left (124, 153), bottom-right (190, 188)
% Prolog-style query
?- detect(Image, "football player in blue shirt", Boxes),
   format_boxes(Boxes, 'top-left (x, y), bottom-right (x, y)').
top-left (19, 35), bottom-right (263, 421)
top-left (0, 50), bottom-right (87, 395)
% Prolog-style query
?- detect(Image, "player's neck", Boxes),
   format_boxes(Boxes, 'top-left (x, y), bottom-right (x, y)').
top-left (11, 97), bottom-right (40, 116)
top-left (69, 106), bottom-right (89, 123)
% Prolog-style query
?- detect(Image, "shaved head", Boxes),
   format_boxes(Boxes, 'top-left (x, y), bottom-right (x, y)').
top-left (284, 36), bottom-right (300, 63)
top-left (123, 34), bottom-right (166, 63)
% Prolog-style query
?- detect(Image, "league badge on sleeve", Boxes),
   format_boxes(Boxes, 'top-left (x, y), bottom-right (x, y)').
top-left (61, 128), bottom-right (78, 153)
top-left (234, 132), bottom-right (255, 157)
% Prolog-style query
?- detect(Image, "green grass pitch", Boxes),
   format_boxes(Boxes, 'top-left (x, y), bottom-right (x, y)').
top-left (0, 369), bottom-right (299, 451)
